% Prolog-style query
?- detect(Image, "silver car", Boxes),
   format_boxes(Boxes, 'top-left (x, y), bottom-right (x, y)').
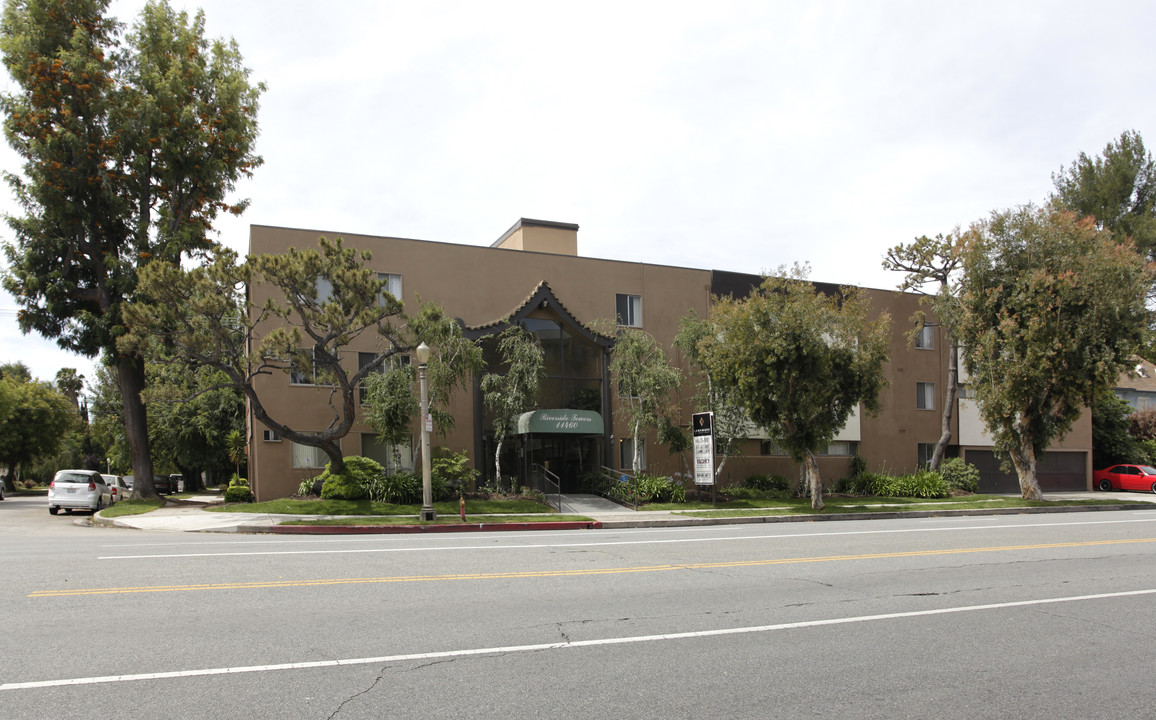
top-left (48, 470), bottom-right (112, 515)
top-left (102, 474), bottom-right (131, 504)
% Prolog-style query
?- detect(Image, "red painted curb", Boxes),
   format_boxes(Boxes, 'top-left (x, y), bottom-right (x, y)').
top-left (263, 521), bottom-right (603, 535)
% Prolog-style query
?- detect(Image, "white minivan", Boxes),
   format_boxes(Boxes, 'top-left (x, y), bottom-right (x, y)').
top-left (48, 470), bottom-right (112, 515)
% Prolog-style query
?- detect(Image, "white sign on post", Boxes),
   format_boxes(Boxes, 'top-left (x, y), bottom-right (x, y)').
top-left (692, 411), bottom-right (715, 486)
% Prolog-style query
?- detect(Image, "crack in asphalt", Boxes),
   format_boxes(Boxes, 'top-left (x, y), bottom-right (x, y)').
top-left (326, 668), bottom-right (387, 720)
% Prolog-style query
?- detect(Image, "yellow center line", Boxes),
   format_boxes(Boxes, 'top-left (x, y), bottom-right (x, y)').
top-left (29, 537), bottom-right (1156, 598)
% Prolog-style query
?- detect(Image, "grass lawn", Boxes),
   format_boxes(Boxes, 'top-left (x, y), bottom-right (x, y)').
top-left (99, 498), bottom-right (166, 517)
top-left (281, 514), bottom-right (593, 526)
top-left (206, 497), bottom-right (557, 516)
top-left (665, 495), bottom-right (1148, 518)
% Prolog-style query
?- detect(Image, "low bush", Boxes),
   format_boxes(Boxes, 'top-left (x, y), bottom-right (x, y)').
top-left (744, 474), bottom-right (790, 492)
top-left (607, 474), bottom-right (686, 504)
top-left (431, 448), bottom-right (479, 493)
top-left (229, 475), bottom-right (249, 487)
top-left (320, 472), bottom-right (366, 500)
top-left (316, 456), bottom-right (385, 501)
top-left (364, 470), bottom-right (450, 504)
top-left (727, 486), bottom-right (793, 500)
top-left (224, 485), bottom-right (253, 503)
top-left (938, 457), bottom-right (980, 493)
top-left (297, 477), bottom-right (323, 497)
top-left (840, 469), bottom-right (948, 498)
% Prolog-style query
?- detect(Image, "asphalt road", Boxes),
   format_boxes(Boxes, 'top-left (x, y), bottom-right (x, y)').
top-left (3, 493), bottom-right (1156, 719)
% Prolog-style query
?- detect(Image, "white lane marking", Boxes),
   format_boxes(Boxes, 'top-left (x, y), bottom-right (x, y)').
top-left (98, 516), bottom-right (1156, 560)
top-left (4, 587), bottom-right (1154, 691)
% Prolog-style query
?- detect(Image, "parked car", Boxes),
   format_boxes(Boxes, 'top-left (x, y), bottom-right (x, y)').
top-left (48, 470), bottom-right (113, 515)
top-left (1093, 464), bottom-right (1156, 493)
top-left (123, 474), bottom-right (174, 495)
top-left (102, 474), bottom-right (131, 503)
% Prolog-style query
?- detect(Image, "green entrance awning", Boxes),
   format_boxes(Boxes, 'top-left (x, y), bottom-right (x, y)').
top-left (514, 409), bottom-right (604, 435)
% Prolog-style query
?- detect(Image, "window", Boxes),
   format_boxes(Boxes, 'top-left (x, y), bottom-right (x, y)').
top-left (262, 429), bottom-right (281, 442)
top-left (958, 385), bottom-right (976, 400)
top-left (918, 442), bottom-right (936, 468)
top-left (290, 440), bottom-right (338, 469)
top-left (316, 277), bottom-right (334, 303)
top-left (760, 440), bottom-right (786, 456)
top-left (378, 273), bottom-right (402, 304)
top-left (616, 293), bottom-right (642, 327)
top-left (821, 441), bottom-right (859, 456)
top-left (916, 381), bottom-right (936, 410)
top-left (620, 438), bottom-right (646, 470)
top-left (290, 350), bottom-right (317, 385)
top-left (915, 324), bottom-right (934, 349)
top-left (361, 433), bottom-right (413, 472)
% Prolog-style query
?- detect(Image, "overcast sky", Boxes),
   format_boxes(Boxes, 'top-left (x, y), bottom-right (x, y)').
top-left (3, 0), bottom-right (1155, 391)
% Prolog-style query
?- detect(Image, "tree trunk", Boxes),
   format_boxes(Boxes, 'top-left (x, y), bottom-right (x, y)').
top-left (321, 440), bottom-right (343, 474)
top-left (494, 436), bottom-right (504, 492)
top-left (1008, 432), bottom-right (1043, 501)
top-left (632, 421), bottom-right (641, 474)
top-left (117, 353), bottom-right (156, 499)
top-left (805, 451), bottom-right (824, 510)
top-left (930, 340), bottom-right (959, 470)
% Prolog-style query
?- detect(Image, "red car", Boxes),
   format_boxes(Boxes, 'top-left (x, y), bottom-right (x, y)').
top-left (1093, 464), bottom-right (1156, 493)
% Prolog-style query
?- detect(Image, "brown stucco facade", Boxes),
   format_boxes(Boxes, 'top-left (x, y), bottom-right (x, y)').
top-left (245, 219), bottom-right (1093, 500)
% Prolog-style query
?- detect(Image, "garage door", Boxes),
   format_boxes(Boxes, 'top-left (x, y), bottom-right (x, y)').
top-left (965, 450), bottom-right (1088, 493)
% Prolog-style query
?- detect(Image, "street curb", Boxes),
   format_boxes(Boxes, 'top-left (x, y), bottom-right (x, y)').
top-left (596, 502), bottom-right (1155, 529)
top-left (89, 502), bottom-right (1155, 534)
top-left (255, 520), bottom-right (604, 534)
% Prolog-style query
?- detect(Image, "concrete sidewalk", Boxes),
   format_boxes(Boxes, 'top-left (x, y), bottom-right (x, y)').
top-left (88, 491), bottom-right (1156, 534)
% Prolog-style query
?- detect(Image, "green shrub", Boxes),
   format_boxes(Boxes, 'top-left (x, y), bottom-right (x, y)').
top-left (229, 475), bottom-right (249, 487)
top-left (850, 455), bottom-right (867, 478)
top-left (607, 474), bottom-right (686, 504)
top-left (938, 458), bottom-right (980, 493)
top-left (856, 469), bottom-right (948, 498)
top-left (365, 470), bottom-right (445, 504)
top-left (218, 483), bottom-right (229, 494)
top-left (320, 472), bottom-right (366, 500)
top-left (431, 448), bottom-right (479, 493)
top-left (315, 456), bottom-right (385, 501)
top-left (297, 477), bottom-right (323, 497)
top-left (224, 485), bottom-right (253, 503)
top-left (744, 474), bottom-right (790, 492)
top-left (727, 486), bottom-right (793, 501)
top-left (341, 456), bottom-right (386, 487)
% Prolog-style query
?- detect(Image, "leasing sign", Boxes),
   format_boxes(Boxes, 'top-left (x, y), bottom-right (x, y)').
top-left (692, 411), bottom-right (715, 486)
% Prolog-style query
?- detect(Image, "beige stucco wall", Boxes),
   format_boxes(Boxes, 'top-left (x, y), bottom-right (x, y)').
top-left (246, 224), bottom-right (712, 500)
top-left (245, 223), bottom-right (1093, 499)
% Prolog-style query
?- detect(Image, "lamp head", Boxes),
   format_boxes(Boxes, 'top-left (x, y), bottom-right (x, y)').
top-left (415, 342), bottom-right (431, 365)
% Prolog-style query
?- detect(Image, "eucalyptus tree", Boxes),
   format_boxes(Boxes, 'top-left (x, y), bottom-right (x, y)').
top-left (480, 324), bottom-right (545, 489)
top-left (947, 206), bottom-right (1151, 499)
top-left (604, 325), bottom-right (681, 475)
top-left (674, 310), bottom-right (748, 481)
top-left (0, 0), bottom-right (263, 497)
top-left (699, 267), bottom-right (890, 510)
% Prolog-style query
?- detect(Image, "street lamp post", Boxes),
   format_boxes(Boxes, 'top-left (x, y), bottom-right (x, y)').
top-left (416, 342), bottom-right (436, 522)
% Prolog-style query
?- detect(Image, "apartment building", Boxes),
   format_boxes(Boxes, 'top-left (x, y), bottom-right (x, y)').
top-left (245, 219), bottom-right (1092, 500)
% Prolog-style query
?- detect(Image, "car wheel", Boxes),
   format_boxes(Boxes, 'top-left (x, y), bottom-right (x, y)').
top-left (49, 506), bottom-right (58, 515)
top-left (94, 497), bottom-right (103, 513)
top-left (1151, 481), bottom-right (1156, 495)
top-left (1098, 478), bottom-right (1113, 492)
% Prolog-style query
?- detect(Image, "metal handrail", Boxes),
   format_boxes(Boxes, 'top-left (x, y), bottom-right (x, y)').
top-left (529, 463), bottom-right (562, 512)
top-left (602, 465), bottom-right (639, 510)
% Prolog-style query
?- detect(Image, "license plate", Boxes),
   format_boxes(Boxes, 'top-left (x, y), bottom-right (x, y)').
top-left (66, 488), bottom-right (77, 493)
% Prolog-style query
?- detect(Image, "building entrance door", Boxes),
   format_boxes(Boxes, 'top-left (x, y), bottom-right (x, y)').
top-left (531, 436), bottom-right (600, 493)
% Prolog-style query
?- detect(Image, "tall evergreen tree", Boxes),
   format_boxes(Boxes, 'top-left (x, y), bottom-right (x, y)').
top-left (0, 0), bottom-right (263, 497)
